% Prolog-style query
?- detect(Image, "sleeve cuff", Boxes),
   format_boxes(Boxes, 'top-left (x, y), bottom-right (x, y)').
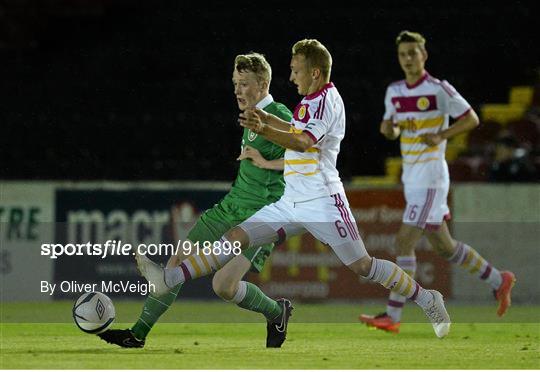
top-left (453, 108), bottom-right (471, 120)
top-left (303, 130), bottom-right (318, 144)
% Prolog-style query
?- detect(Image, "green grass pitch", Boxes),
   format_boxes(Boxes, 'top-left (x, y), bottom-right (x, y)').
top-left (1, 301), bottom-right (539, 369)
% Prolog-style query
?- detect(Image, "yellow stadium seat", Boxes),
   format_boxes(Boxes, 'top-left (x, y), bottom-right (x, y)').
top-left (384, 157), bottom-right (402, 181)
top-left (509, 86), bottom-right (534, 106)
top-left (481, 104), bottom-right (527, 125)
top-left (445, 132), bottom-right (468, 161)
top-left (351, 175), bottom-right (398, 186)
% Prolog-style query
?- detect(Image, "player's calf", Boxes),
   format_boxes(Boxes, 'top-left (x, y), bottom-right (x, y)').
top-left (212, 255), bottom-right (252, 301)
top-left (212, 274), bottom-right (238, 300)
top-left (163, 232), bottom-right (249, 287)
top-left (424, 228), bottom-right (455, 258)
top-left (352, 257), bottom-right (451, 338)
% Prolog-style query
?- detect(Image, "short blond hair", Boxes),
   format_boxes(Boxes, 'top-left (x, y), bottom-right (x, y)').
top-left (234, 52), bottom-right (272, 84)
top-left (395, 30), bottom-right (426, 50)
top-left (292, 39), bottom-right (332, 80)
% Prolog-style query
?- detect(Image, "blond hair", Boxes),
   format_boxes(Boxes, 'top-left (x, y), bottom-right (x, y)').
top-left (395, 30), bottom-right (426, 50)
top-left (234, 52), bottom-right (272, 84)
top-left (292, 39), bottom-right (332, 80)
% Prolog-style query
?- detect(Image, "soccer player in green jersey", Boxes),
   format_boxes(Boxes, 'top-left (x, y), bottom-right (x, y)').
top-left (98, 52), bottom-right (293, 348)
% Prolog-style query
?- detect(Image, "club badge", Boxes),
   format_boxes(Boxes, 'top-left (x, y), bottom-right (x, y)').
top-left (416, 96), bottom-right (430, 111)
top-left (298, 105), bottom-right (307, 120)
top-left (248, 130), bottom-right (258, 141)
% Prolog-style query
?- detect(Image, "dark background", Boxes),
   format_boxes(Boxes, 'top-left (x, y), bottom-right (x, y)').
top-left (1, 0), bottom-right (538, 181)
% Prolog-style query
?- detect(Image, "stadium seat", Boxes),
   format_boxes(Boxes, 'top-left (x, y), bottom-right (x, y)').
top-left (449, 159), bottom-right (473, 181)
top-left (509, 86), bottom-right (534, 106)
top-left (481, 104), bottom-right (527, 125)
top-left (467, 120), bottom-right (503, 155)
top-left (449, 156), bottom-right (489, 182)
top-left (534, 156), bottom-right (540, 175)
top-left (507, 119), bottom-right (540, 150)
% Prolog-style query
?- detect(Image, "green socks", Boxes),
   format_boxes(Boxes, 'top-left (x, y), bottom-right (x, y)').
top-left (130, 281), bottom-right (282, 340)
top-left (235, 281), bottom-right (282, 321)
top-left (131, 284), bottom-right (182, 340)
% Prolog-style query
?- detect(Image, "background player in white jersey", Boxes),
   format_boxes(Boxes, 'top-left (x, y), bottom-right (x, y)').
top-left (137, 39), bottom-right (453, 342)
top-left (360, 31), bottom-right (516, 334)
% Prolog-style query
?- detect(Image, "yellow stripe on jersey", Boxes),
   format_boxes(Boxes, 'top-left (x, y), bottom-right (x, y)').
top-left (285, 159), bottom-right (318, 165)
top-left (401, 146), bottom-right (439, 156)
top-left (398, 116), bottom-right (444, 130)
top-left (402, 157), bottom-right (440, 164)
top-left (284, 170), bottom-right (320, 177)
top-left (400, 136), bottom-right (424, 144)
top-left (285, 147), bottom-right (320, 153)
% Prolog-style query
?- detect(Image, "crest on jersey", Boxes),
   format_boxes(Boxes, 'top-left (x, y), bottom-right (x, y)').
top-left (294, 103), bottom-right (311, 123)
top-left (298, 105), bottom-right (307, 120)
top-left (416, 96), bottom-right (430, 111)
top-left (248, 130), bottom-right (258, 141)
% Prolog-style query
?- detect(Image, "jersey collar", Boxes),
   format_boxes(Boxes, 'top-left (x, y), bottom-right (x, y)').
top-left (406, 71), bottom-right (429, 89)
top-left (305, 82), bottom-right (334, 100)
top-left (256, 94), bottom-right (274, 110)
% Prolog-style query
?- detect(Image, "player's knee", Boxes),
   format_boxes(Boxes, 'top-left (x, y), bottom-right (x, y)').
top-left (212, 271), bottom-right (237, 300)
top-left (225, 227), bottom-right (249, 249)
top-left (348, 256), bottom-right (373, 277)
top-left (395, 235), bottom-right (415, 255)
top-left (395, 228), bottom-right (418, 255)
top-left (426, 233), bottom-right (454, 258)
top-left (431, 240), bottom-right (454, 258)
top-left (166, 255), bottom-right (181, 268)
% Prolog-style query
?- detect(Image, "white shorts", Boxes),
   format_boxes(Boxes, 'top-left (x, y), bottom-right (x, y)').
top-left (238, 193), bottom-right (367, 265)
top-left (403, 186), bottom-right (451, 230)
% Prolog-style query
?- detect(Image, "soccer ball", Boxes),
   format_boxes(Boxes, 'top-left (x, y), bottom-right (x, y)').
top-left (72, 292), bottom-right (115, 334)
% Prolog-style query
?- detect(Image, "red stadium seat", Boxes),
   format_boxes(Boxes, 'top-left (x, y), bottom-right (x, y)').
top-left (467, 120), bottom-right (503, 152)
top-left (449, 156), bottom-right (489, 182)
top-left (449, 159), bottom-right (473, 181)
top-left (507, 119), bottom-right (540, 150)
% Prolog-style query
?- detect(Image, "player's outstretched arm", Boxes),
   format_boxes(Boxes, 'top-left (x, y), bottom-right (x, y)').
top-left (252, 107), bottom-right (292, 131)
top-left (380, 119), bottom-right (400, 140)
top-left (421, 109), bottom-right (479, 146)
top-left (239, 110), bottom-right (314, 152)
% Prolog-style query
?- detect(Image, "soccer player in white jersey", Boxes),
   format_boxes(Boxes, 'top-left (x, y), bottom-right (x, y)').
top-left (360, 31), bottom-right (516, 334)
top-left (137, 39), bottom-right (452, 342)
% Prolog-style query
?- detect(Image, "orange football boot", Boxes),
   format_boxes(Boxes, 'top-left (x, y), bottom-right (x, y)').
top-left (495, 271), bottom-right (516, 317)
top-left (359, 313), bottom-right (400, 333)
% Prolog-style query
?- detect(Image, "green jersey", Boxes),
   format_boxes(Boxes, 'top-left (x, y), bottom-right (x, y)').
top-left (228, 99), bottom-right (292, 205)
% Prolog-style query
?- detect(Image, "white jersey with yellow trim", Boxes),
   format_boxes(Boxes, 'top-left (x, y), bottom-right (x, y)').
top-left (283, 82), bottom-right (345, 202)
top-left (383, 72), bottom-right (471, 188)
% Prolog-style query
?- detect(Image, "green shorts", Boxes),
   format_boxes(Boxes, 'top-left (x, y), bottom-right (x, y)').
top-left (186, 194), bottom-right (273, 273)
